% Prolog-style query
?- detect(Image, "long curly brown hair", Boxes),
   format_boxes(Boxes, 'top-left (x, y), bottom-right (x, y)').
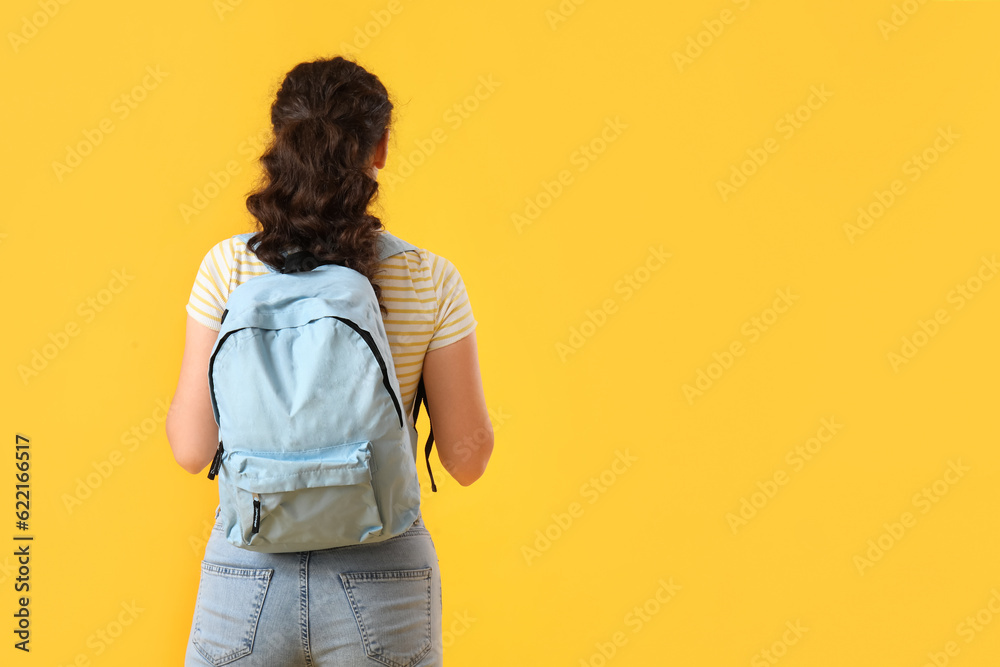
top-left (245, 56), bottom-right (395, 313)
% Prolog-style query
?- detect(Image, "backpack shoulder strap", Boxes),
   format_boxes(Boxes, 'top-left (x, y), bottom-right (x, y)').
top-left (377, 231), bottom-right (419, 260)
top-left (378, 232), bottom-right (437, 492)
top-left (413, 374), bottom-right (437, 493)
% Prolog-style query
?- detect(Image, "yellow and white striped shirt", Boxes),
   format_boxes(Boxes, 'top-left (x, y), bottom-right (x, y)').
top-left (185, 233), bottom-right (478, 415)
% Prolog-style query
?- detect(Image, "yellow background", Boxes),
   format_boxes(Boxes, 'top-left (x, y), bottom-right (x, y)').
top-left (3, 0), bottom-right (1000, 664)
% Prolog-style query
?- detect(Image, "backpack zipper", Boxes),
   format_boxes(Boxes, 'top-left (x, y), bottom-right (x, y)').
top-left (251, 492), bottom-right (261, 535)
top-left (210, 319), bottom-right (404, 431)
top-left (206, 441), bottom-right (224, 480)
top-left (333, 317), bottom-right (404, 429)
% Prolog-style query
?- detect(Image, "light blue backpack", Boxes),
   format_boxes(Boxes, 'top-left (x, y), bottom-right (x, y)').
top-left (205, 231), bottom-right (435, 553)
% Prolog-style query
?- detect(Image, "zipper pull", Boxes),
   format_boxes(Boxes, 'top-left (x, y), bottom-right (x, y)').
top-left (207, 441), bottom-right (224, 480)
top-left (251, 493), bottom-right (261, 535)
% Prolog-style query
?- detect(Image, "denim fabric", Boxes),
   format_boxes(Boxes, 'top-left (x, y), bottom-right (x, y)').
top-left (185, 506), bottom-right (442, 666)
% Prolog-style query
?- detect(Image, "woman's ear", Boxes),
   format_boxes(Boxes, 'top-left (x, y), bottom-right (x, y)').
top-left (373, 129), bottom-right (389, 169)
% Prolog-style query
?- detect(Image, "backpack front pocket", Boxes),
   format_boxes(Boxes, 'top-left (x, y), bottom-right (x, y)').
top-left (221, 440), bottom-right (384, 552)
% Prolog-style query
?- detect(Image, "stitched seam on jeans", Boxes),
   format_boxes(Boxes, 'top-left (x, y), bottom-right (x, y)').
top-left (341, 578), bottom-right (369, 645)
top-left (202, 561), bottom-right (273, 579)
top-left (412, 574), bottom-right (433, 667)
top-left (300, 551), bottom-right (313, 666)
top-left (344, 568), bottom-right (431, 582)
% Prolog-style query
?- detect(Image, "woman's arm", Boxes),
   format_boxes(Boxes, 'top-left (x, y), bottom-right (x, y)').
top-left (421, 330), bottom-right (493, 486)
top-left (165, 315), bottom-right (221, 474)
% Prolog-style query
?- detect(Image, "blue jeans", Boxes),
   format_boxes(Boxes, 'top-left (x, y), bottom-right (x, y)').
top-left (185, 506), bottom-right (443, 666)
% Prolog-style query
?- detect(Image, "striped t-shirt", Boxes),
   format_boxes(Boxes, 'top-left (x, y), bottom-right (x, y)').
top-left (185, 232), bottom-right (478, 415)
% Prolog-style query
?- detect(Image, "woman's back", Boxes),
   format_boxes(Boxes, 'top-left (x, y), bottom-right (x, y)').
top-left (185, 232), bottom-right (478, 416)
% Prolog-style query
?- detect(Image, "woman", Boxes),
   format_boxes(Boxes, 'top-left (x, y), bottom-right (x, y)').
top-left (165, 56), bottom-right (493, 666)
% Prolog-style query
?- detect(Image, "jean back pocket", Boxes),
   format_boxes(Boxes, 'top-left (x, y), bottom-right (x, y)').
top-left (192, 561), bottom-right (273, 666)
top-left (339, 567), bottom-right (433, 667)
